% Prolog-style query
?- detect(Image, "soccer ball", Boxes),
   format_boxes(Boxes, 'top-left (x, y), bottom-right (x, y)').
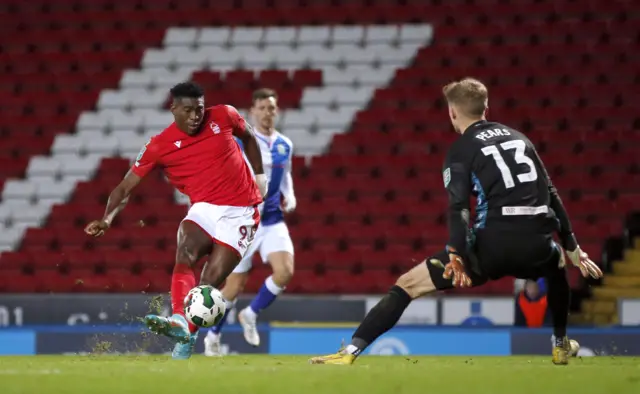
top-left (184, 285), bottom-right (226, 328)
top-left (568, 339), bottom-right (580, 357)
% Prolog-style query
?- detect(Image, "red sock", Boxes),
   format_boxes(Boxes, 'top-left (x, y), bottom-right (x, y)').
top-left (171, 264), bottom-right (198, 334)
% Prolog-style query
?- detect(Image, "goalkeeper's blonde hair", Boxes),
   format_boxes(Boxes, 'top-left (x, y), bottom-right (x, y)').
top-left (442, 78), bottom-right (488, 117)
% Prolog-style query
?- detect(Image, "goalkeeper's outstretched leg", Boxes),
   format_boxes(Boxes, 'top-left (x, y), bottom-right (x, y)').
top-left (308, 249), bottom-right (476, 365)
top-left (308, 240), bottom-right (603, 366)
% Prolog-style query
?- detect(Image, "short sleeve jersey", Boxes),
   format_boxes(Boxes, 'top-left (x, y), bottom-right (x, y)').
top-left (131, 105), bottom-right (262, 207)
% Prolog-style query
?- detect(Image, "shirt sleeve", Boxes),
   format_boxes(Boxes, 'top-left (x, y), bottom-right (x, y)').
top-left (443, 142), bottom-right (472, 254)
top-left (280, 143), bottom-right (295, 199)
top-left (224, 105), bottom-right (248, 136)
top-left (529, 145), bottom-right (578, 251)
top-left (130, 137), bottom-right (159, 178)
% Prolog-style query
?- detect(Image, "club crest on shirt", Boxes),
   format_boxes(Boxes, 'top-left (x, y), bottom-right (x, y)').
top-left (210, 122), bottom-right (220, 134)
top-left (277, 144), bottom-right (286, 155)
top-left (443, 167), bottom-right (451, 188)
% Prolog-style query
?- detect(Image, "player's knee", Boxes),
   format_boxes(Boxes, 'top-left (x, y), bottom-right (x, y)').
top-left (270, 253), bottom-right (294, 286)
top-left (395, 273), bottom-right (415, 296)
top-left (395, 261), bottom-right (436, 299)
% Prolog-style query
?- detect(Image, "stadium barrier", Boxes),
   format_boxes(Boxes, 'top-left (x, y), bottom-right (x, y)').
top-left (3, 325), bottom-right (640, 356)
top-left (0, 294), bottom-right (516, 326)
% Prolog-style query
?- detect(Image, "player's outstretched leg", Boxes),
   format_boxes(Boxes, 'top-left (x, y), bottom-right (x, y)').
top-left (204, 273), bottom-right (248, 357)
top-left (309, 258), bottom-right (443, 365)
top-left (144, 220), bottom-right (212, 360)
top-left (546, 264), bottom-right (572, 365)
top-left (239, 251), bottom-right (293, 347)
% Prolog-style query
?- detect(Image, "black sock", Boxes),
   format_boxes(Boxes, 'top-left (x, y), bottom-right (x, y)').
top-left (546, 269), bottom-right (570, 343)
top-left (350, 285), bottom-right (412, 355)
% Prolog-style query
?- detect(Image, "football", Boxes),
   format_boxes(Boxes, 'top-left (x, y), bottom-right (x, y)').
top-left (569, 339), bottom-right (580, 357)
top-left (184, 285), bottom-right (227, 328)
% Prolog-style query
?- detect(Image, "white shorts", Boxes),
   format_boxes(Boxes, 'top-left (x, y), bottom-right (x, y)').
top-left (182, 202), bottom-right (260, 259)
top-left (232, 221), bottom-right (294, 273)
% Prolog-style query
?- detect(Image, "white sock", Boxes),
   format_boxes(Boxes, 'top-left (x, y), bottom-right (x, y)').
top-left (345, 345), bottom-right (359, 355)
top-left (244, 305), bottom-right (258, 320)
top-left (265, 276), bottom-right (285, 295)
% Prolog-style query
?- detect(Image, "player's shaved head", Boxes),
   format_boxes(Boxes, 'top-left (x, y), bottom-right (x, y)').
top-left (170, 81), bottom-right (205, 135)
top-left (442, 78), bottom-right (488, 117)
top-left (170, 81), bottom-right (205, 103)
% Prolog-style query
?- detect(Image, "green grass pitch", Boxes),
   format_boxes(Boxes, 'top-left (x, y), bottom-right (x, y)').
top-left (0, 355), bottom-right (638, 394)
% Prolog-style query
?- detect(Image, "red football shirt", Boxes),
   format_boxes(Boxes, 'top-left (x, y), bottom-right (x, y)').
top-left (131, 105), bottom-right (262, 207)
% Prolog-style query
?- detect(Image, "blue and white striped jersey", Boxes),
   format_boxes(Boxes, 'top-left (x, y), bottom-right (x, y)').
top-left (235, 129), bottom-right (294, 226)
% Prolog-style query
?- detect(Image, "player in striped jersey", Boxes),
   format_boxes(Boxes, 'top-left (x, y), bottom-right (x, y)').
top-left (204, 88), bottom-right (296, 356)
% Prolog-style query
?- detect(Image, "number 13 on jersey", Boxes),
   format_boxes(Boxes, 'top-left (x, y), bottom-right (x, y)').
top-left (481, 140), bottom-right (538, 189)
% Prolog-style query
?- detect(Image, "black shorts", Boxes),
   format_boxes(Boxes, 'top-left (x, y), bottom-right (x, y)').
top-left (426, 229), bottom-right (562, 291)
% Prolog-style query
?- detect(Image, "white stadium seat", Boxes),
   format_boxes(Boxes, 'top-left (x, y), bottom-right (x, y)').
top-left (174, 49), bottom-right (209, 68)
top-left (76, 112), bottom-right (108, 130)
top-left (197, 27), bottom-right (230, 46)
top-left (241, 50), bottom-right (278, 69)
top-left (231, 27), bottom-right (264, 46)
top-left (25, 157), bottom-right (62, 182)
top-left (297, 26), bottom-right (331, 44)
top-left (51, 134), bottom-right (85, 157)
top-left (270, 47), bottom-right (310, 68)
top-left (128, 89), bottom-right (170, 110)
top-left (97, 90), bottom-right (132, 110)
top-left (85, 136), bottom-right (119, 155)
top-left (263, 27), bottom-right (297, 45)
top-left (120, 70), bottom-right (154, 89)
top-left (142, 49), bottom-right (177, 69)
top-left (2, 180), bottom-right (37, 202)
top-left (202, 46), bottom-right (244, 68)
top-left (60, 155), bottom-right (102, 178)
top-left (11, 202), bottom-right (52, 227)
top-left (143, 111), bottom-right (174, 130)
top-left (0, 205), bottom-right (11, 224)
top-left (399, 24), bottom-right (434, 44)
top-left (331, 26), bottom-right (365, 45)
top-left (365, 25), bottom-right (399, 44)
top-left (35, 179), bottom-right (76, 200)
top-left (164, 27), bottom-right (198, 47)
top-left (0, 226), bottom-right (25, 251)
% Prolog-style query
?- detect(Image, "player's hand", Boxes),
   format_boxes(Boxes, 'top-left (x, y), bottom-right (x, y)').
top-left (559, 245), bottom-right (603, 279)
top-left (255, 173), bottom-right (268, 199)
top-left (84, 220), bottom-right (110, 237)
top-left (443, 253), bottom-right (472, 288)
top-left (281, 195), bottom-right (297, 213)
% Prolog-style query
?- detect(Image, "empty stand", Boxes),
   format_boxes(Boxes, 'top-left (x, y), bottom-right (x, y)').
top-left (0, 0), bottom-right (638, 296)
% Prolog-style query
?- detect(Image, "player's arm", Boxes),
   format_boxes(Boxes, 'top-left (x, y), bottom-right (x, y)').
top-left (85, 139), bottom-right (156, 237)
top-left (444, 147), bottom-right (472, 254)
top-left (280, 145), bottom-right (296, 213)
top-left (530, 148), bottom-right (577, 251)
top-left (102, 170), bottom-right (141, 225)
top-left (84, 170), bottom-right (142, 237)
top-left (530, 147), bottom-right (603, 279)
top-left (226, 105), bottom-right (267, 198)
top-left (442, 144), bottom-right (473, 287)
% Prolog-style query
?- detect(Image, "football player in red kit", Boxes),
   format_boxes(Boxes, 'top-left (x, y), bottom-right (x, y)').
top-left (84, 82), bottom-right (268, 359)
